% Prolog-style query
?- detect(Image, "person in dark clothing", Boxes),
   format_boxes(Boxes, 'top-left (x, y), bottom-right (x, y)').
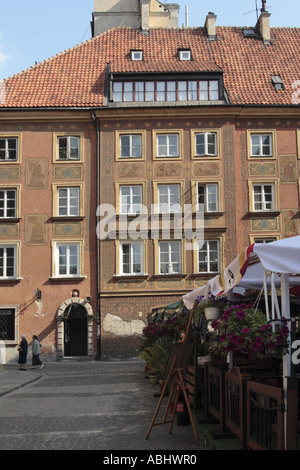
top-left (18, 334), bottom-right (28, 370)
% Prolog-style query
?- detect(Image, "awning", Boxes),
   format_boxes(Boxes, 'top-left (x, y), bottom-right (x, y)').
top-left (183, 235), bottom-right (300, 310)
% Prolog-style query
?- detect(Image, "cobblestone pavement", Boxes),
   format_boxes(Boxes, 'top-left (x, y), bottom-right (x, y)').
top-left (0, 360), bottom-right (209, 452)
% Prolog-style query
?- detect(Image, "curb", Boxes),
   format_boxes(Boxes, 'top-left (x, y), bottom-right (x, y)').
top-left (0, 374), bottom-right (43, 398)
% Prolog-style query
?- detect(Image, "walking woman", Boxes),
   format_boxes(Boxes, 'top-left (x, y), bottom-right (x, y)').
top-left (31, 335), bottom-right (44, 369)
top-left (18, 334), bottom-right (28, 371)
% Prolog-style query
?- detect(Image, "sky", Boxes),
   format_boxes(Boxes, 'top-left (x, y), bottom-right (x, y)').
top-left (0, 0), bottom-right (299, 80)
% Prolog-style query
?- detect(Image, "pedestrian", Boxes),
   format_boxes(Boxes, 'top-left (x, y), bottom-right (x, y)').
top-left (18, 334), bottom-right (28, 371)
top-left (31, 335), bottom-right (44, 370)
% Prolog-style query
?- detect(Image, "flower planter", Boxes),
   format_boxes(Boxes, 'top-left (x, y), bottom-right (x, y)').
top-left (204, 307), bottom-right (220, 321)
top-left (149, 375), bottom-right (159, 385)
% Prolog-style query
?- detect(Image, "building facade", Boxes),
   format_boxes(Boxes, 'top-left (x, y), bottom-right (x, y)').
top-left (0, 1), bottom-right (299, 360)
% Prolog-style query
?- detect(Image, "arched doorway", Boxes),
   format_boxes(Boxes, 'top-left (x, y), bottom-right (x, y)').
top-left (56, 297), bottom-right (94, 359)
top-left (64, 304), bottom-right (88, 356)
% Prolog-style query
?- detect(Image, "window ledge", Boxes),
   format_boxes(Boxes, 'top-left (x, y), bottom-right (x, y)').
top-left (152, 273), bottom-right (187, 279)
top-left (50, 216), bottom-right (85, 221)
top-left (49, 276), bottom-right (87, 281)
top-left (247, 211), bottom-right (280, 217)
top-left (189, 273), bottom-right (219, 278)
top-left (113, 274), bottom-right (149, 280)
top-left (0, 277), bottom-right (23, 283)
top-left (0, 218), bottom-right (21, 223)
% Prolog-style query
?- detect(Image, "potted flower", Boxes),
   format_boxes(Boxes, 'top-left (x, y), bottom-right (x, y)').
top-left (138, 343), bottom-right (170, 384)
top-left (211, 303), bottom-right (289, 362)
top-left (194, 294), bottom-right (228, 321)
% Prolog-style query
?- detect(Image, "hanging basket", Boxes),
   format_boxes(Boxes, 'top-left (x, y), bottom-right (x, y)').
top-left (204, 307), bottom-right (220, 321)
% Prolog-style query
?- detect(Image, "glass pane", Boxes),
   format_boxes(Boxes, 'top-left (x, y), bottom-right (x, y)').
top-left (167, 81), bottom-right (176, 101)
top-left (195, 133), bottom-right (205, 155)
top-left (188, 81), bottom-right (197, 101)
top-left (124, 82), bottom-right (133, 102)
top-left (113, 82), bottom-right (122, 102)
top-left (69, 137), bottom-right (80, 160)
top-left (145, 82), bottom-right (154, 101)
top-left (157, 135), bottom-right (167, 156)
top-left (120, 135), bottom-right (130, 157)
top-left (58, 137), bottom-right (68, 159)
top-left (156, 82), bottom-right (165, 101)
top-left (7, 139), bottom-right (17, 160)
top-left (178, 81), bottom-right (187, 101)
top-left (199, 81), bottom-right (208, 100)
top-left (168, 134), bottom-right (179, 156)
top-left (131, 135), bottom-right (141, 157)
top-left (135, 82), bottom-right (144, 102)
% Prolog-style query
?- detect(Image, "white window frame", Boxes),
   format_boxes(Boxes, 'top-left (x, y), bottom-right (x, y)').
top-left (120, 134), bottom-right (142, 158)
top-left (119, 241), bottom-right (144, 275)
top-left (197, 183), bottom-right (219, 212)
top-left (159, 241), bottom-right (181, 275)
top-left (119, 185), bottom-right (143, 215)
top-left (250, 133), bottom-right (273, 157)
top-left (0, 245), bottom-right (17, 279)
top-left (156, 133), bottom-right (179, 158)
top-left (57, 187), bottom-right (80, 217)
top-left (0, 189), bottom-right (16, 218)
top-left (54, 242), bottom-right (81, 278)
top-left (57, 135), bottom-right (80, 161)
top-left (178, 50), bottom-right (191, 61)
top-left (195, 132), bottom-right (217, 156)
top-left (253, 184), bottom-right (275, 211)
top-left (130, 50), bottom-right (143, 61)
top-left (157, 184), bottom-right (181, 213)
top-left (197, 240), bottom-right (220, 274)
top-left (0, 137), bottom-right (18, 161)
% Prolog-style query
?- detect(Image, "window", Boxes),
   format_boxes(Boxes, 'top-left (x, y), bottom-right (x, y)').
top-left (159, 241), bottom-right (181, 274)
top-left (120, 134), bottom-right (142, 158)
top-left (112, 80), bottom-right (220, 103)
top-left (197, 183), bottom-right (218, 212)
top-left (178, 49), bottom-right (191, 61)
top-left (0, 137), bottom-right (18, 161)
top-left (197, 240), bottom-right (219, 273)
top-left (120, 242), bottom-right (143, 275)
top-left (0, 245), bottom-right (16, 279)
top-left (56, 135), bottom-right (81, 161)
top-left (253, 184), bottom-right (275, 211)
top-left (195, 132), bottom-right (217, 156)
top-left (158, 184), bottom-right (181, 213)
top-left (131, 50), bottom-right (143, 61)
top-left (0, 189), bottom-right (16, 218)
top-left (58, 187), bottom-right (80, 217)
top-left (250, 133), bottom-right (273, 157)
top-left (0, 308), bottom-right (15, 341)
top-left (120, 185), bottom-right (143, 215)
top-left (54, 243), bottom-right (81, 277)
top-left (156, 134), bottom-right (179, 158)
top-left (254, 237), bottom-right (277, 243)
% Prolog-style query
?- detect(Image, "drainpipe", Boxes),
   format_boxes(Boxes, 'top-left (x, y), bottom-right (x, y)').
top-left (91, 110), bottom-right (101, 359)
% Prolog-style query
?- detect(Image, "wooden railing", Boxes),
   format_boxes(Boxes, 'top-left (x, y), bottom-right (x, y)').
top-left (193, 363), bottom-right (299, 450)
top-left (246, 380), bottom-right (285, 450)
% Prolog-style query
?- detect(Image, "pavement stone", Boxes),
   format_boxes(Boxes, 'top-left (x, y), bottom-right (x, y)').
top-left (0, 359), bottom-right (211, 452)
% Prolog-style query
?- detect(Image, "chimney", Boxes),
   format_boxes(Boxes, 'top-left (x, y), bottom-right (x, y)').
top-left (205, 12), bottom-right (217, 40)
top-left (256, 10), bottom-right (271, 44)
top-left (140, 0), bottom-right (150, 33)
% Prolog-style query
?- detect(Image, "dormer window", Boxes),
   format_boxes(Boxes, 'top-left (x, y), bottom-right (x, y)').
top-left (178, 49), bottom-right (191, 61)
top-left (131, 50), bottom-right (143, 61)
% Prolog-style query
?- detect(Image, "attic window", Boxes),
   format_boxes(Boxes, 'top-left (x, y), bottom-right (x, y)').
top-left (178, 49), bottom-right (191, 61)
top-left (131, 50), bottom-right (143, 61)
top-left (243, 29), bottom-right (256, 38)
top-left (271, 75), bottom-right (284, 91)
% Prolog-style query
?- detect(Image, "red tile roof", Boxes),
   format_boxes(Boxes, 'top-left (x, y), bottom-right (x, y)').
top-left (1, 26), bottom-right (300, 108)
